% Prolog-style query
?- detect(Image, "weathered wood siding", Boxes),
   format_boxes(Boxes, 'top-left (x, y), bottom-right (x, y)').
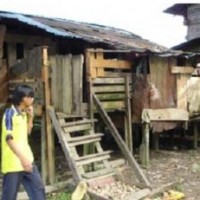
top-left (132, 55), bottom-right (177, 132)
top-left (0, 26), bottom-right (7, 103)
top-left (149, 56), bottom-right (176, 109)
top-left (50, 54), bottom-right (84, 115)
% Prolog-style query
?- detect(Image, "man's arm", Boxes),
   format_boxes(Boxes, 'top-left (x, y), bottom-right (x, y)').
top-left (7, 138), bottom-right (33, 172)
top-left (4, 108), bottom-right (33, 171)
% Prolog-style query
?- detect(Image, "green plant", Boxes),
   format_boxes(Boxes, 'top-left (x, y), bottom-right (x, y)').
top-left (47, 191), bottom-right (72, 200)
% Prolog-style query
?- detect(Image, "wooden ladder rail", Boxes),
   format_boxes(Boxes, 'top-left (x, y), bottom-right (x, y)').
top-left (92, 93), bottom-right (151, 188)
top-left (48, 107), bottom-right (82, 184)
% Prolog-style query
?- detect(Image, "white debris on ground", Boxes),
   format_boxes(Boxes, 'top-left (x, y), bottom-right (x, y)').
top-left (90, 180), bottom-right (140, 200)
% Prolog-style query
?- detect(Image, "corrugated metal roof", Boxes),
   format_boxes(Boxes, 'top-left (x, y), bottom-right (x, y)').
top-left (0, 13), bottom-right (81, 38)
top-left (0, 11), bottom-right (168, 53)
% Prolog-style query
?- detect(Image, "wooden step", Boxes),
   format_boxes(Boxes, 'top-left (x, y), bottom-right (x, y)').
top-left (68, 136), bottom-right (102, 147)
top-left (75, 151), bottom-right (112, 166)
top-left (67, 133), bottom-right (103, 142)
top-left (63, 123), bottom-right (92, 133)
top-left (56, 112), bottom-right (83, 119)
top-left (60, 119), bottom-right (97, 127)
top-left (82, 168), bottom-right (114, 179)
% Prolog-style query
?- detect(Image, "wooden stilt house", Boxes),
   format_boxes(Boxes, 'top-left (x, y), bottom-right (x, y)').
top-left (0, 11), bottom-right (199, 197)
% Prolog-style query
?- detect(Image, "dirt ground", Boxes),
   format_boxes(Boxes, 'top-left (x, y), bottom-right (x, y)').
top-left (54, 140), bottom-right (200, 200)
top-left (141, 149), bottom-right (200, 200)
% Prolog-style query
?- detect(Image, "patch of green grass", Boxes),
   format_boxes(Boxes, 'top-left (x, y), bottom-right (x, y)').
top-left (47, 191), bottom-right (72, 200)
top-left (173, 183), bottom-right (184, 192)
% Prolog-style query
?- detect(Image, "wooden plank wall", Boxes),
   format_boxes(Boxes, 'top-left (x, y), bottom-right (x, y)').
top-left (149, 55), bottom-right (176, 109)
top-left (86, 49), bottom-right (132, 111)
top-left (86, 49), bottom-right (133, 151)
top-left (92, 77), bottom-right (132, 111)
top-left (148, 56), bottom-right (177, 132)
top-left (0, 25), bottom-right (7, 103)
top-left (50, 54), bottom-right (84, 115)
top-left (5, 33), bottom-right (53, 80)
top-left (7, 46), bottom-right (45, 116)
top-left (86, 49), bottom-right (132, 79)
top-left (0, 60), bottom-right (8, 103)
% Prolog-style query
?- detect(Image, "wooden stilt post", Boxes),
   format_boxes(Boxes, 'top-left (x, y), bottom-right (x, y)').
top-left (42, 46), bottom-right (55, 184)
top-left (93, 94), bottom-right (150, 187)
top-left (140, 123), bottom-right (150, 167)
top-left (152, 133), bottom-right (159, 151)
top-left (41, 114), bottom-right (47, 183)
top-left (125, 75), bottom-right (133, 153)
top-left (193, 122), bottom-right (198, 149)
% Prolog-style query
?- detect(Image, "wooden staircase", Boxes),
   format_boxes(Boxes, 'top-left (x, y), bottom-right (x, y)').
top-left (48, 100), bottom-right (151, 199)
top-left (48, 108), bottom-right (114, 184)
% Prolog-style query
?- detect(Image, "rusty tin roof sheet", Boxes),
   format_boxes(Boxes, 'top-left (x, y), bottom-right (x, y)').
top-left (0, 11), bottom-right (168, 53)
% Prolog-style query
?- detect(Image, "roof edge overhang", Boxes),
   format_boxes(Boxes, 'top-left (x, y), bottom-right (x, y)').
top-left (164, 4), bottom-right (192, 16)
top-left (0, 12), bottom-right (81, 39)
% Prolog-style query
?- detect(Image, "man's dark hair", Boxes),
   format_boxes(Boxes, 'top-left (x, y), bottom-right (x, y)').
top-left (12, 84), bottom-right (34, 106)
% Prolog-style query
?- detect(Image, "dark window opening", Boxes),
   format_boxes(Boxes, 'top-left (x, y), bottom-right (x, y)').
top-left (3, 42), bottom-right (7, 59)
top-left (16, 43), bottom-right (24, 59)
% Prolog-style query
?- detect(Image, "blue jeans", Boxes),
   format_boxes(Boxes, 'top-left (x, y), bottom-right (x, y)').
top-left (1, 164), bottom-right (45, 200)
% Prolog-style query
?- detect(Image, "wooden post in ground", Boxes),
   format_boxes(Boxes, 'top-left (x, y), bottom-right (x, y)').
top-left (42, 46), bottom-right (55, 184)
top-left (193, 122), bottom-right (198, 149)
top-left (152, 133), bottom-right (159, 151)
top-left (140, 123), bottom-right (150, 167)
top-left (93, 94), bottom-right (150, 187)
top-left (125, 75), bottom-right (133, 153)
top-left (41, 113), bottom-right (47, 183)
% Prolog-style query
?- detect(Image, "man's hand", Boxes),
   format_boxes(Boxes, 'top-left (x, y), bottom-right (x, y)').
top-left (20, 156), bottom-right (33, 172)
top-left (25, 106), bottom-right (34, 134)
top-left (25, 106), bottom-right (34, 118)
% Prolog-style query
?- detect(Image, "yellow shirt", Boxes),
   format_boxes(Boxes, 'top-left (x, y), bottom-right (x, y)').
top-left (1, 105), bottom-right (34, 174)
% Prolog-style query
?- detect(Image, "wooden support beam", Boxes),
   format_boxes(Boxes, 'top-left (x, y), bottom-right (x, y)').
top-left (171, 66), bottom-right (194, 74)
top-left (140, 123), bottom-right (150, 168)
top-left (176, 74), bottom-right (188, 110)
top-left (41, 114), bottom-right (47, 183)
top-left (90, 58), bottom-right (132, 69)
top-left (93, 93), bottom-right (150, 187)
top-left (93, 77), bottom-right (132, 84)
top-left (193, 122), bottom-right (198, 149)
top-left (5, 33), bottom-right (52, 46)
top-left (93, 85), bottom-right (131, 93)
top-left (125, 75), bottom-right (133, 153)
top-left (96, 93), bottom-right (125, 101)
top-left (48, 107), bottom-right (82, 184)
top-left (93, 101), bottom-right (125, 111)
top-left (42, 47), bottom-right (55, 184)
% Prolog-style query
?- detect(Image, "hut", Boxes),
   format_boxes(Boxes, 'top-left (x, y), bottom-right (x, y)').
top-left (165, 3), bottom-right (200, 149)
top-left (0, 10), bottom-right (199, 196)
